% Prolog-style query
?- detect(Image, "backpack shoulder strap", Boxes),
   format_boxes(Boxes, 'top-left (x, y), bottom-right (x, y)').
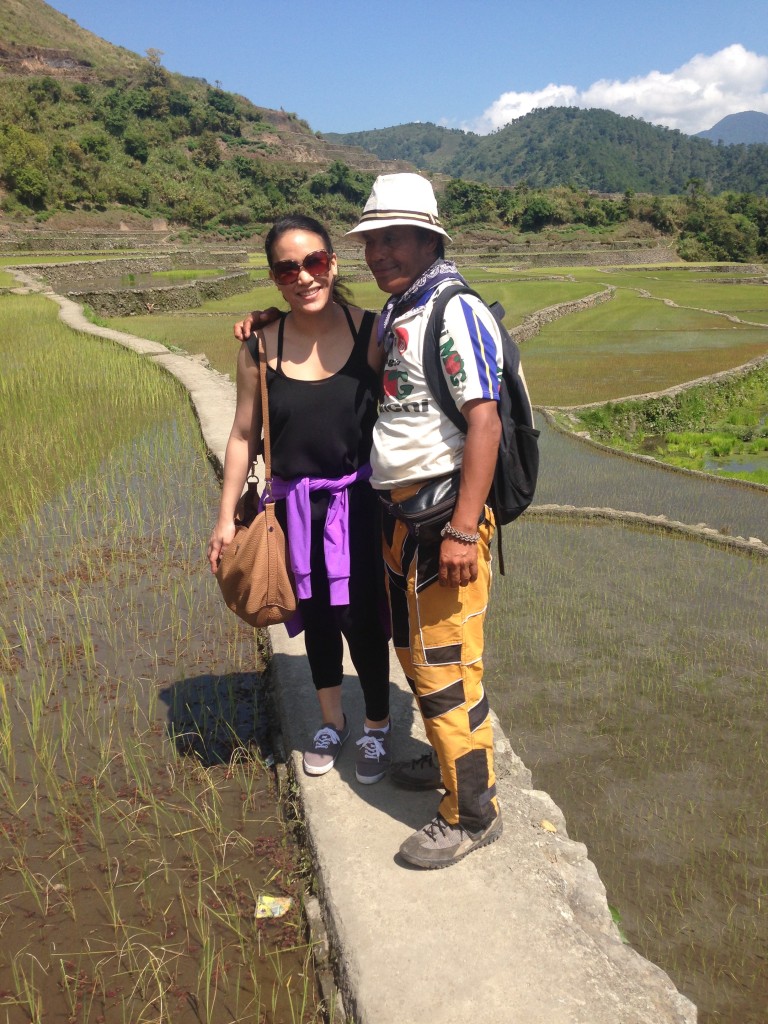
top-left (423, 284), bottom-right (502, 432)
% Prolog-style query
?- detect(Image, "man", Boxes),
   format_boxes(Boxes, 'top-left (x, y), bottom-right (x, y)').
top-left (344, 173), bottom-right (503, 869)
top-left (236, 173), bottom-right (503, 869)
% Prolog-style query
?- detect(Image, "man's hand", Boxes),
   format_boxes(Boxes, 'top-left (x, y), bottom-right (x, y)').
top-left (234, 307), bottom-right (282, 341)
top-left (438, 536), bottom-right (479, 588)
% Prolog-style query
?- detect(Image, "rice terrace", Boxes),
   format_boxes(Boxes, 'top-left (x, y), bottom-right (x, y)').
top-left (1, 237), bottom-right (767, 1024)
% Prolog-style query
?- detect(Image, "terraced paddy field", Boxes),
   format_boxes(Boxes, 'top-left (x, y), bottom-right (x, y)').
top-left (534, 419), bottom-right (767, 543)
top-left (101, 262), bottom-right (768, 406)
top-left (484, 517), bottom-right (767, 1024)
top-left (0, 295), bottom-right (322, 1023)
top-left (6, 252), bottom-right (768, 1023)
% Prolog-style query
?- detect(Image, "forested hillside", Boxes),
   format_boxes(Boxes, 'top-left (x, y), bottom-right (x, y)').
top-left (0, 0), bottom-right (401, 234)
top-left (324, 107), bottom-right (768, 194)
top-left (0, 61), bottom-right (381, 233)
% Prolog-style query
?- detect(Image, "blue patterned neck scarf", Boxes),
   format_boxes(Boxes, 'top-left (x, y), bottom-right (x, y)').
top-left (377, 258), bottom-right (467, 349)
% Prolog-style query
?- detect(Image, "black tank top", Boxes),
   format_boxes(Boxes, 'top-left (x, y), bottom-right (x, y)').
top-left (267, 306), bottom-right (378, 480)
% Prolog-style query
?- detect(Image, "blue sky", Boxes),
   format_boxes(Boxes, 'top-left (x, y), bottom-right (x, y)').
top-left (49, 0), bottom-right (768, 136)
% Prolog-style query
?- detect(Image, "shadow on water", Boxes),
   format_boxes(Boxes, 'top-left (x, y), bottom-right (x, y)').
top-left (159, 671), bottom-right (274, 768)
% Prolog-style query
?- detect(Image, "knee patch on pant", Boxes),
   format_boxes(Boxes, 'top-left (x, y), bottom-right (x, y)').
top-left (455, 748), bottom-right (497, 830)
top-left (417, 679), bottom-right (465, 720)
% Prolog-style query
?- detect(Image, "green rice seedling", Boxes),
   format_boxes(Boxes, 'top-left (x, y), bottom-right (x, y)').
top-left (10, 857), bottom-right (48, 920)
top-left (56, 956), bottom-right (85, 1022)
top-left (196, 934), bottom-right (222, 1022)
top-left (115, 938), bottom-right (178, 1022)
top-left (9, 951), bottom-right (45, 1023)
top-left (0, 680), bottom-right (16, 784)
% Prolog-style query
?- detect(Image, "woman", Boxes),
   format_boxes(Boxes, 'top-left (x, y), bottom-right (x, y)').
top-left (208, 215), bottom-right (391, 783)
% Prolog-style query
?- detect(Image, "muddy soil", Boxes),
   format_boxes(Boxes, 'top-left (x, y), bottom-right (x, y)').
top-left (0, 416), bottom-right (321, 1023)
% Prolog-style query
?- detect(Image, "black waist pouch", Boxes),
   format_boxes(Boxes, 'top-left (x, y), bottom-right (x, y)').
top-left (378, 472), bottom-right (460, 532)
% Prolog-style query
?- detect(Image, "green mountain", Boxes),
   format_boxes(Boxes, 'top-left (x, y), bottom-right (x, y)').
top-left (0, 0), bottom-right (145, 74)
top-left (0, 0), bottom-right (402, 233)
top-left (697, 111), bottom-right (768, 145)
top-left (2, 0), bottom-right (767, 264)
top-left (323, 107), bottom-right (768, 194)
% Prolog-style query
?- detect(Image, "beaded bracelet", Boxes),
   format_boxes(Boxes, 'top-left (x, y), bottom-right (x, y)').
top-left (440, 522), bottom-right (480, 544)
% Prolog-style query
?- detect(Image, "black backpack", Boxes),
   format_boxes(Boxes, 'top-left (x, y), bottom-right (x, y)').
top-left (423, 284), bottom-right (540, 574)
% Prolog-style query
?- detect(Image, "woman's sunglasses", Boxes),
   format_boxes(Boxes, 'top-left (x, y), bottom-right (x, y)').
top-left (271, 249), bottom-right (332, 286)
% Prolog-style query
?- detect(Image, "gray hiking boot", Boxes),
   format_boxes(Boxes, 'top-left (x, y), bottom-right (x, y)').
top-left (399, 810), bottom-right (503, 869)
top-left (355, 728), bottom-right (391, 785)
top-left (303, 717), bottom-right (349, 776)
top-left (390, 750), bottom-right (442, 791)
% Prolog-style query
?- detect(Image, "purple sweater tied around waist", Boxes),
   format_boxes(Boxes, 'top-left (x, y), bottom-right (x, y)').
top-left (260, 464), bottom-right (372, 635)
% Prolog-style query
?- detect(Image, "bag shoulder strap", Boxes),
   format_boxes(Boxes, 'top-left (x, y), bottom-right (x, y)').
top-left (258, 334), bottom-right (272, 480)
top-left (423, 284), bottom-right (495, 433)
top-left (243, 331), bottom-right (273, 484)
top-left (423, 285), bottom-right (513, 572)
top-left (244, 313), bottom-right (288, 369)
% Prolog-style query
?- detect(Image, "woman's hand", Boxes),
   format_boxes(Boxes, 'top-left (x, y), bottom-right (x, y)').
top-left (207, 519), bottom-right (237, 574)
top-left (234, 307), bottom-right (282, 341)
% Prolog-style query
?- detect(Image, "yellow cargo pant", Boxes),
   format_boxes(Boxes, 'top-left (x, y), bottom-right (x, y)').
top-left (381, 504), bottom-right (498, 831)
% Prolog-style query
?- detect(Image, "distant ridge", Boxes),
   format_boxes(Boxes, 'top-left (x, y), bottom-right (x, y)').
top-left (696, 110), bottom-right (768, 145)
top-left (324, 107), bottom-right (768, 194)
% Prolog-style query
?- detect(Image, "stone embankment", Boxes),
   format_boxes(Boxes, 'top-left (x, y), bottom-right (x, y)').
top-left (512, 286), bottom-right (615, 342)
top-left (70, 270), bottom-right (253, 317)
top-left (20, 252), bottom-right (254, 316)
top-left (526, 245), bottom-right (679, 268)
top-left (337, 243), bottom-right (680, 272)
top-left (0, 232), bottom-right (171, 253)
top-left (529, 501), bottom-right (768, 555)
top-left (32, 250), bottom-right (247, 289)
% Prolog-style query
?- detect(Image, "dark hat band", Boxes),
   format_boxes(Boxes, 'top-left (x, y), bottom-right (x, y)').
top-left (357, 208), bottom-right (443, 227)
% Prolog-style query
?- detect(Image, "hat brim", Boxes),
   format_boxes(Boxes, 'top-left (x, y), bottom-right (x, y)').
top-left (345, 215), bottom-right (452, 241)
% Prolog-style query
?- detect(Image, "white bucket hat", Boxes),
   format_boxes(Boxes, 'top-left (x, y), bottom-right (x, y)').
top-left (345, 172), bottom-right (452, 240)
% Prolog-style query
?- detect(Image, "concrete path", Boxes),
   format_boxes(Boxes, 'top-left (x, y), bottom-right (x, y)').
top-left (22, 272), bottom-right (697, 1024)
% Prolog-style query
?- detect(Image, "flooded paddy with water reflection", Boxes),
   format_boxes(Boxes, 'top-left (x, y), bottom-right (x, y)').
top-left (486, 506), bottom-right (767, 1023)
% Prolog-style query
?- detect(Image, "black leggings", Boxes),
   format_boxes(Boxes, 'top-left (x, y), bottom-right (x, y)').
top-left (286, 484), bottom-right (390, 723)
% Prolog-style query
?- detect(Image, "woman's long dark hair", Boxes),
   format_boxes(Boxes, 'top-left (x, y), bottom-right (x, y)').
top-left (265, 214), bottom-right (352, 306)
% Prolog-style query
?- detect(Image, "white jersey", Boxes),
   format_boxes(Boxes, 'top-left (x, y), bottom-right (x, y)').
top-left (370, 282), bottom-right (503, 490)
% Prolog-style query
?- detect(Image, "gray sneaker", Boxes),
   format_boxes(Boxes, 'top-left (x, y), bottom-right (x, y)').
top-left (399, 810), bottom-right (503, 869)
top-left (390, 750), bottom-right (442, 791)
top-left (355, 728), bottom-right (391, 784)
top-left (303, 717), bottom-right (349, 776)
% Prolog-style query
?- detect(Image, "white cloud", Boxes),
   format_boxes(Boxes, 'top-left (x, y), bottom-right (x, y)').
top-left (467, 44), bottom-right (768, 136)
